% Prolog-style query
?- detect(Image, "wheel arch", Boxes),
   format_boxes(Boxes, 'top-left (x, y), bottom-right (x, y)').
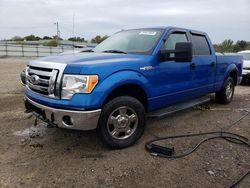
top-left (228, 69), bottom-right (238, 85)
top-left (102, 83), bottom-right (148, 111)
top-left (95, 70), bottom-right (151, 111)
top-left (224, 64), bottom-right (238, 85)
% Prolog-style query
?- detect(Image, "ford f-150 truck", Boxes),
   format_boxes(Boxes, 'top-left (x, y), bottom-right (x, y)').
top-left (24, 27), bottom-right (243, 148)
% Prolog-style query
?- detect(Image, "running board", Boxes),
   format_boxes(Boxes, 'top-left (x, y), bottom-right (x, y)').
top-left (147, 96), bottom-right (211, 119)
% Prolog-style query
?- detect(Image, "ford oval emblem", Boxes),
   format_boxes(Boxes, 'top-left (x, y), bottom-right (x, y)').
top-left (30, 75), bottom-right (40, 84)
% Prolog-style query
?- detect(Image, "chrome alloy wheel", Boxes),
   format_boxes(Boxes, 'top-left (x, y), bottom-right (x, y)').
top-left (226, 80), bottom-right (233, 100)
top-left (107, 106), bottom-right (138, 140)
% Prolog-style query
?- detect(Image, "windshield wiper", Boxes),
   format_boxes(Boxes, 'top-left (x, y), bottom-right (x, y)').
top-left (81, 49), bottom-right (94, 52)
top-left (102, 50), bottom-right (127, 54)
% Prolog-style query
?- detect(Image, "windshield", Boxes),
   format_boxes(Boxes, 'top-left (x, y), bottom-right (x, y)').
top-left (93, 29), bottom-right (164, 55)
top-left (241, 53), bottom-right (250, 60)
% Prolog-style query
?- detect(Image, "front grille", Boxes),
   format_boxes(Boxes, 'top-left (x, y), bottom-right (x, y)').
top-left (26, 65), bottom-right (59, 97)
top-left (243, 67), bottom-right (250, 70)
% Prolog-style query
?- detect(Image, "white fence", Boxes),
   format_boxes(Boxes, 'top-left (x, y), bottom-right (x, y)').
top-left (0, 44), bottom-right (73, 57)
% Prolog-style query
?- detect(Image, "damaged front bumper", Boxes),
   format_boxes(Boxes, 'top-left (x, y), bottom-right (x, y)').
top-left (24, 96), bottom-right (101, 131)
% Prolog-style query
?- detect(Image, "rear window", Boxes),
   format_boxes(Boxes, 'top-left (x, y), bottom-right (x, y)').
top-left (191, 34), bottom-right (211, 55)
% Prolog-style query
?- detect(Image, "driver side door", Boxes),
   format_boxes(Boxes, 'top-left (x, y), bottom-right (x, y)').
top-left (150, 31), bottom-right (193, 109)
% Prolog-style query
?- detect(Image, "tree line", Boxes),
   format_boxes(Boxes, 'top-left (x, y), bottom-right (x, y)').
top-left (10, 35), bottom-right (60, 41)
top-left (214, 40), bottom-right (250, 53)
top-left (4, 34), bottom-right (109, 47)
top-left (8, 35), bottom-right (108, 44)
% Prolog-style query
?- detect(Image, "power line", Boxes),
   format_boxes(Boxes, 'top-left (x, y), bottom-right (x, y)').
top-left (60, 25), bottom-right (84, 38)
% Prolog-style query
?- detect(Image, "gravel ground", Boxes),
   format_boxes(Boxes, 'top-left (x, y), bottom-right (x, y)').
top-left (0, 57), bottom-right (249, 188)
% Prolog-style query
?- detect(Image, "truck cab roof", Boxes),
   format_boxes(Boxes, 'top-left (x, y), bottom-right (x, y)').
top-left (129, 26), bottom-right (208, 36)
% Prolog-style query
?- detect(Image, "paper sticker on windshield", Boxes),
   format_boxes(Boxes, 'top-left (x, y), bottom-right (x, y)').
top-left (139, 31), bottom-right (157, 36)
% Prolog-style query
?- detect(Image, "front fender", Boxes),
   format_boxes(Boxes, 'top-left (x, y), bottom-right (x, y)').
top-left (94, 70), bottom-right (151, 106)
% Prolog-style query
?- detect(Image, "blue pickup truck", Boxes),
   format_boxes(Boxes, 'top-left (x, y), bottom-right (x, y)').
top-left (24, 27), bottom-right (243, 148)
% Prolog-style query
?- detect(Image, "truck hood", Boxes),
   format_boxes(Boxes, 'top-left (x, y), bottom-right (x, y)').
top-left (35, 52), bottom-right (152, 65)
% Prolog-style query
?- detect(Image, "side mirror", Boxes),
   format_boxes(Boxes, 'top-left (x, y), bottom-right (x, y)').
top-left (158, 42), bottom-right (193, 62)
top-left (175, 42), bottom-right (193, 62)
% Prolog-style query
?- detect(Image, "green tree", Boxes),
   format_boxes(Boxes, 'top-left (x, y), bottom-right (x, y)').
top-left (247, 42), bottom-right (250, 50)
top-left (214, 40), bottom-right (250, 53)
top-left (91, 35), bottom-right (108, 44)
top-left (221, 39), bottom-right (234, 52)
top-left (68, 37), bottom-right (85, 42)
top-left (11, 36), bottom-right (24, 41)
top-left (24, 35), bottom-right (37, 41)
top-left (233, 40), bottom-right (248, 52)
top-left (213, 44), bottom-right (221, 53)
top-left (43, 36), bottom-right (52, 40)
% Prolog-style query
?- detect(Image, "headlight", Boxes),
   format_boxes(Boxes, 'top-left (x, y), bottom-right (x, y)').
top-left (61, 74), bottom-right (98, 99)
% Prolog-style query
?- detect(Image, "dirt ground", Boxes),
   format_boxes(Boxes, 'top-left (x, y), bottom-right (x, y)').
top-left (0, 57), bottom-right (249, 188)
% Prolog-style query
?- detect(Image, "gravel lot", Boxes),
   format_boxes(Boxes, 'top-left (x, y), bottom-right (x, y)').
top-left (0, 57), bottom-right (249, 188)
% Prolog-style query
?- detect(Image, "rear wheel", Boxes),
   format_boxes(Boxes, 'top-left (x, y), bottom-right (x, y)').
top-left (97, 96), bottom-right (146, 149)
top-left (215, 76), bottom-right (235, 104)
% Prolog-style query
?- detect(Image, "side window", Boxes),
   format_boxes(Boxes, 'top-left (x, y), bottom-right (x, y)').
top-left (191, 34), bottom-right (211, 55)
top-left (164, 33), bottom-right (188, 50)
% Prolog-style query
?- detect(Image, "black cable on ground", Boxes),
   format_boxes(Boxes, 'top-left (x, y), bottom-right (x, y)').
top-left (145, 110), bottom-right (250, 188)
top-left (229, 169), bottom-right (250, 188)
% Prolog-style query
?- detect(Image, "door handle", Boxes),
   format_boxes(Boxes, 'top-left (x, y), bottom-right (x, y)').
top-left (190, 63), bottom-right (196, 69)
top-left (211, 62), bottom-right (216, 67)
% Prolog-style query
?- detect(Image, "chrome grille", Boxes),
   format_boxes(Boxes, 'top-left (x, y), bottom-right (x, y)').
top-left (26, 66), bottom-right (58, 97)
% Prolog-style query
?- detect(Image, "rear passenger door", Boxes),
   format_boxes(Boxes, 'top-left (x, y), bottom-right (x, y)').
top-left (189, 32), bottom-right (216, 96)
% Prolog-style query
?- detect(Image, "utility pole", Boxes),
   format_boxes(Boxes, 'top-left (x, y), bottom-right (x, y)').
top-left (72, 14), bottom-right (75, 49)
top-left (54, 22), bottom-right (60, 45)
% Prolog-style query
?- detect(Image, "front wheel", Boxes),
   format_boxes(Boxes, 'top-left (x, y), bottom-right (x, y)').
top-left (97, 96), bottom-right (146, 149)
top-left (215, 77), bottom-right (235, 104)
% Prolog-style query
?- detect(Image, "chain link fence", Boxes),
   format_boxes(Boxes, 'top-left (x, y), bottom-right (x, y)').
top-left (0, 44), bottom-right (73, 57)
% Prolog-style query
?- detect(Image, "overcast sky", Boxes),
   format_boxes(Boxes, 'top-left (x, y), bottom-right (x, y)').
top-left (0, 0), bottom-right (249, 43)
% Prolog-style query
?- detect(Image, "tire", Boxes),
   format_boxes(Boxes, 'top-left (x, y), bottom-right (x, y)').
top-left (97, 96), bottom-right (146, 149)
top-left (241, 77), bottom-right (250, 85)
top-left (215, 76), bottom-right (235, 104)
